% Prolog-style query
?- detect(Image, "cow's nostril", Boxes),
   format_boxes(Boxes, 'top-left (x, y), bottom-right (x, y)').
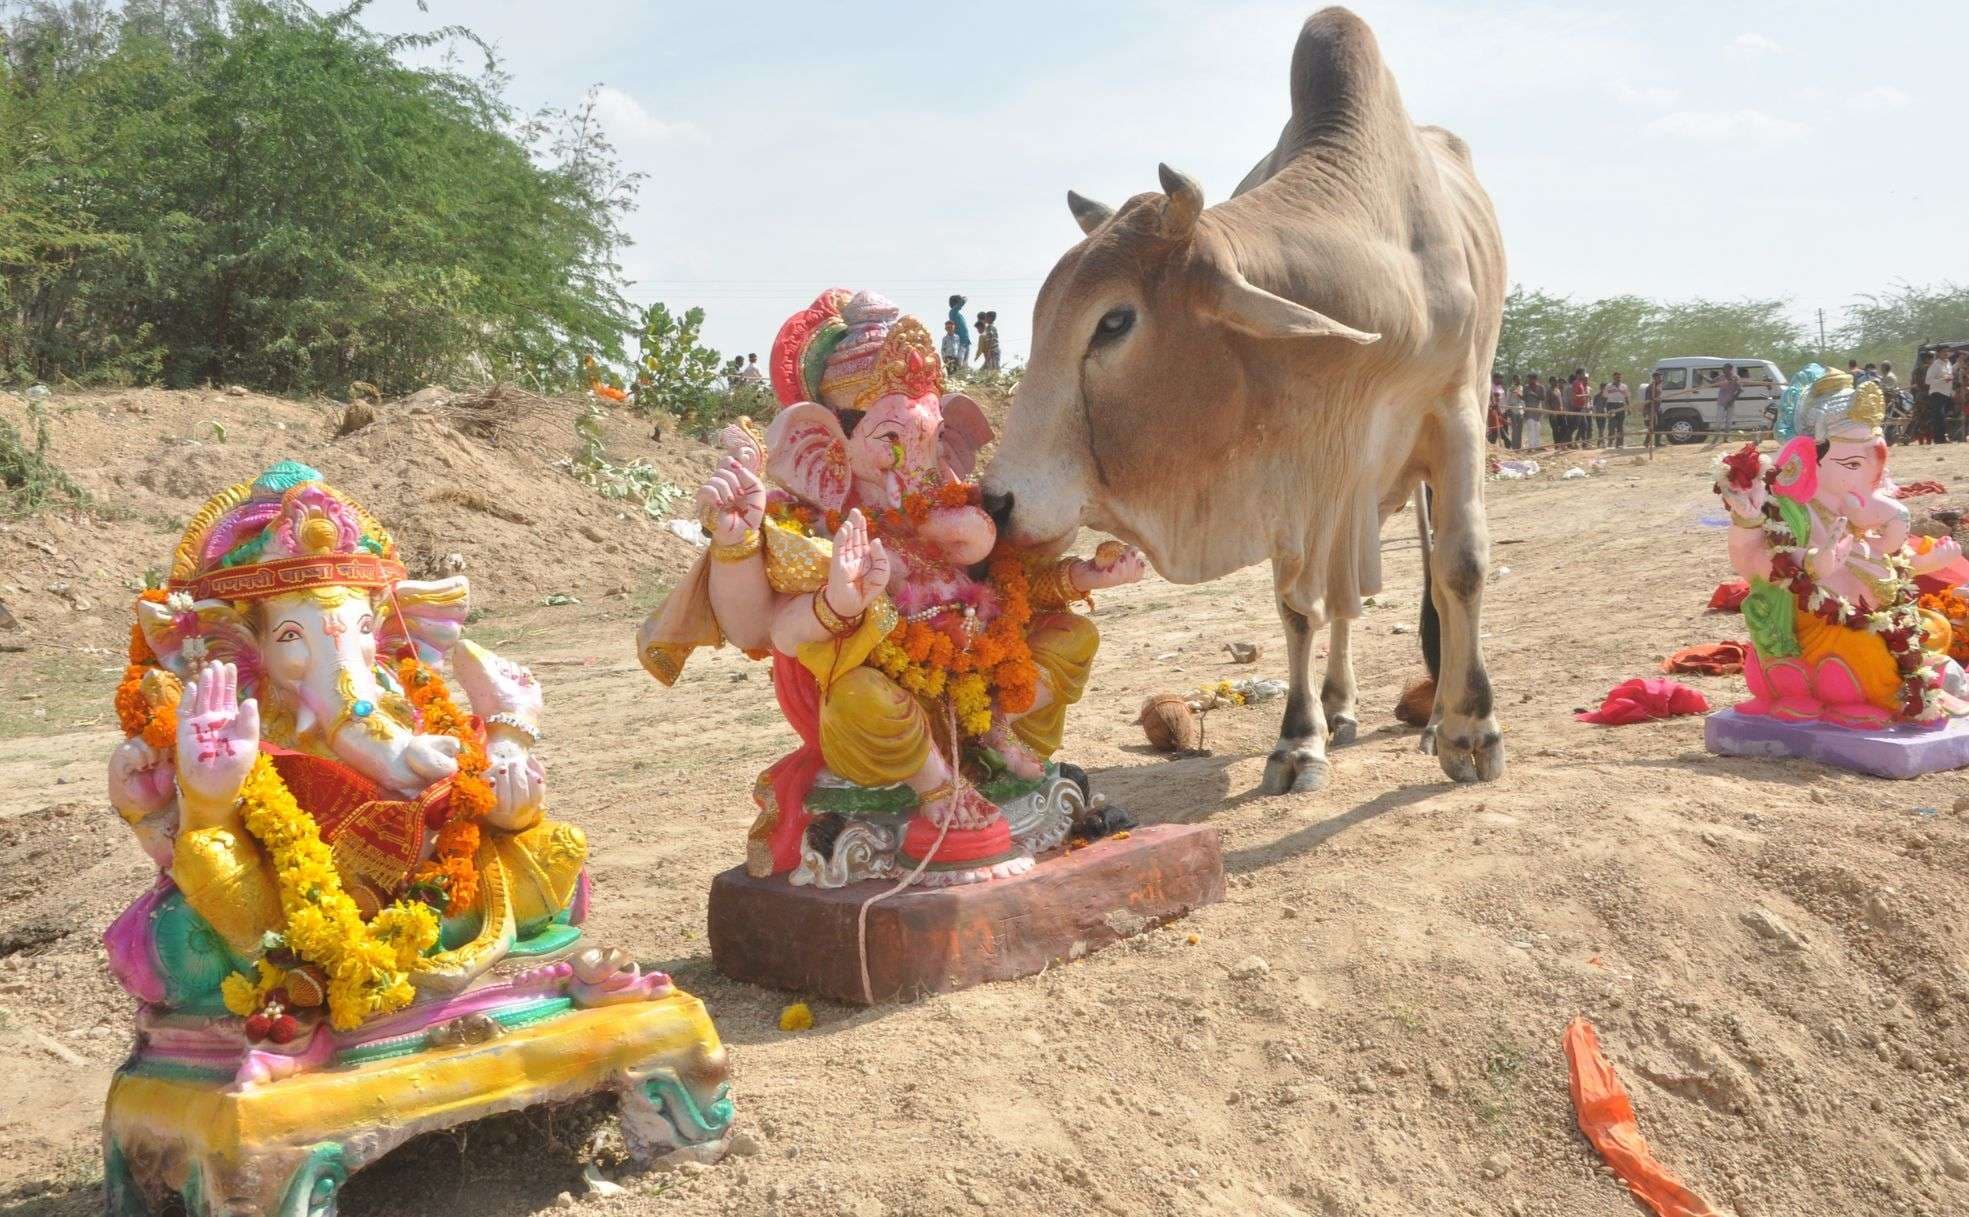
top-left (982, 490), bottom-right (1014, 528)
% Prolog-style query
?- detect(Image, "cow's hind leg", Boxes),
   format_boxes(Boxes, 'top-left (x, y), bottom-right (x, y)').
top-left (1424, 404), bottom-right (1506, 783)
top-left (1262, 596), bottom-right (1330, 794)
top-left (1321, 617), bottom-right (1359, 746)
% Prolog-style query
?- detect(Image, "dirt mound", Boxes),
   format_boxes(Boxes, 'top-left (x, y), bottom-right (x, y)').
top-left (0, 385), bottom-right (723, 657)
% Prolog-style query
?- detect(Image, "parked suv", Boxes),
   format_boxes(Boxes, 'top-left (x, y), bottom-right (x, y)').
top-left (1649, 356), bottom-right (1786, 443)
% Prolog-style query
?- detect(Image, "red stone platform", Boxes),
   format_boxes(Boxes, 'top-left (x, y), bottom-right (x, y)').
top-left (707, 823), bottom-right (1224, 1005)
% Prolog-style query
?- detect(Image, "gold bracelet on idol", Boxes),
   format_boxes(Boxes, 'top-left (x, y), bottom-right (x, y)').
top-left (711, 528), bottom-right (762, 563)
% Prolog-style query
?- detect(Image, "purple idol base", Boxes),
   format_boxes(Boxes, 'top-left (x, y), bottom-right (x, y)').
top-left (1705, 708), bottom-right (1969, 779)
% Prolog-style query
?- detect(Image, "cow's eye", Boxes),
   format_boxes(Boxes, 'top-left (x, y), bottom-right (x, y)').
top-left (1092, 307), bottom-right (1134, 346)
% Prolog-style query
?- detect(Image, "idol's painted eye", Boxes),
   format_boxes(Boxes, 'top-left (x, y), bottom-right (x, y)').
top-left (358, 615), bottom-right (374, 635)
top-left (1092, 307), bottom-right (1135, 346)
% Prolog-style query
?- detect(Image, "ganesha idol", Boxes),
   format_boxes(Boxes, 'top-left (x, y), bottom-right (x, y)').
top-left (640, 290), bottom-right (1145, 886)
top-left (1715, 367), bottom-right (1969, 731)
top-left (100, 462), bottom-right (731, 1216)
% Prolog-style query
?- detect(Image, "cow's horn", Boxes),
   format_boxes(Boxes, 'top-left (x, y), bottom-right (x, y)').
top-left (1157, 163), bottom-right (1203, 240)
top-left (1213, 271), bottom-right (1381, 345)
top-left (1066, 190), bottom-right (1113, 236)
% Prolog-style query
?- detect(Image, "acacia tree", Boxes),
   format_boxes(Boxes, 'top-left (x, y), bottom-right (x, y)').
top-left (0, 0), bottom-right (642, 393)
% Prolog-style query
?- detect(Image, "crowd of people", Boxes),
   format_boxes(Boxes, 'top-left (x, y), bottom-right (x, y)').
top-left (1487, 368), bottom-right (1649, 452)
top-left (1486, 346), bottom-right (1969, 453)
top-left (941, 294), bottom-right (1002, 376)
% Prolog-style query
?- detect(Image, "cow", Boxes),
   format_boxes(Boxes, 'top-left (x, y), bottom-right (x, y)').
top-left (980, 6), bottom-right (1506, 793)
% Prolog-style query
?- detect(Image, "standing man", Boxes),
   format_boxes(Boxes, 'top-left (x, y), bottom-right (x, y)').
top-left (1713, 363), bottom-right (1742, 444)
top-left (947, 295), bottom-right (971, 367)
top-left (1569, 369), bottom-right (1591, 449)
top-left (1488, 374), bottom-right (1506, 445)
top-left (1924, 348), bottom-right (1956, 444)
top-left (1945, 348), bottom-right (1961, 443)
top-left (1604, 372), bottom-right (1630, 449)
top-left (1521, 374), bottom-right (1545, 451)
top-left (1506, 374), bottom-right (1525, 450)
top-left (1643, 368), bottom-right (1665, 452)
top-left (941, 320), bottom-right (964, 378)
top-left (975, 311), bottom-right (1001, 371)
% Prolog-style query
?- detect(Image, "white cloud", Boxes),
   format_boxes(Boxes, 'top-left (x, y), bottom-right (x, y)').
top-left (1646, 108), bottom-right (1808, 144)
top-left (1848, 85), bottom-right (1911, 113)
top-left (1610, 80), bottom-right (1679, 110)
top-left (1730, 32), bottom-right (1782, 55)
top-left (588, 85), bottom-right (696, 145)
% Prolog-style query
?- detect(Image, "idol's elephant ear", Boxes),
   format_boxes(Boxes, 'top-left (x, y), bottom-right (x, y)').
top-left (380, 576), bottom-right (470, 664)
top-left (938, 392), bottom-right (995, 481)
top-left (136, 597), bottom-right (260, 687)
top-left (764, 402), bottom-right (853, 512)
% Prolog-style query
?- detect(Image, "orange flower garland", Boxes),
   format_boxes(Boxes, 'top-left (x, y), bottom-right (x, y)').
top-left (116, 590), bottom-right (178, 748)
top-left (396, 656), bottom-right (496, 915)
top-left (872, 554), bottom-right (1039, 735)
top-left (1919, 590), bottom-right (1969, 664)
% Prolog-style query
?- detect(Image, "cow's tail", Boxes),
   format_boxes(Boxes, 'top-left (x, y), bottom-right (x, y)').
top-left (1415, 483), bottom-right (1441, 682)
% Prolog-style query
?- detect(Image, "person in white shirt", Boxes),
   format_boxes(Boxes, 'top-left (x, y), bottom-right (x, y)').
top-left (1925, 351), bottom-right (1956, 445)
top-left (1602, 372), bottom-right (1630, 448)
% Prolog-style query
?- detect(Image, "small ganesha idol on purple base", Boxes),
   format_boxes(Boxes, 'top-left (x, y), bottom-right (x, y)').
top-left (1714, 366), bottom-right (1969, 729)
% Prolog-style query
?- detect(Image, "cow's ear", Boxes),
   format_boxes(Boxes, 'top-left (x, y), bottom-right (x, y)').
top-left (1210, 269), bottom-right (1380, 345)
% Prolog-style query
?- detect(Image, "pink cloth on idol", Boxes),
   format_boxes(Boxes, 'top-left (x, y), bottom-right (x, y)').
top-left (1576, 678), bottom-right (1712, 726)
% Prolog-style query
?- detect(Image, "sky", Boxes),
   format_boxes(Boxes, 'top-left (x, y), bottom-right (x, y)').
top-left (364, 0), bottom-right (1966, 367)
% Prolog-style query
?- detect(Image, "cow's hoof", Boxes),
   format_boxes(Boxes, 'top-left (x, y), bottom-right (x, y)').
top-left (1326, 714), bottom-right (1359, 747)
top-left (1417, 723), bottom-right (1439, 755)
top-left (1433, 722), bottom-right (1504, 783)
top-left (1262, 747), bottom-right (1330, 795)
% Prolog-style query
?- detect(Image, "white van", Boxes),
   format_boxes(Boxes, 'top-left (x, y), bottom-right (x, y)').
top-left (1649, 356), bottom-right (1786, 443)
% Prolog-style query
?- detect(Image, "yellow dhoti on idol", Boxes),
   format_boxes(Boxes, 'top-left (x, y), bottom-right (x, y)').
top-left (809, 608), bottom-right (1100, 788)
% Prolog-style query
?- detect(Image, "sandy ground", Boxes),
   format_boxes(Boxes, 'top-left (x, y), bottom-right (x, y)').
top-left (3, 396), bottom-right (1968, 1217)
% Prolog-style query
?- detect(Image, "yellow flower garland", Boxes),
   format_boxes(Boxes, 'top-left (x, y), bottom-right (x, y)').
top-left (220, 753), bottom-right (439, 1031)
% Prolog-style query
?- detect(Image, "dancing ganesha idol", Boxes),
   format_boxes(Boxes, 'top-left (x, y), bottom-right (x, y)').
top-left (101, 463), bottom-right (731, 1216)
top-left (640, 290), bottom-right (1145, 886)
top-left (1714, 367), bottom-right (1969, 727)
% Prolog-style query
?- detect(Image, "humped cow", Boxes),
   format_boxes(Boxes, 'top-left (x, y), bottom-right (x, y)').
top-left (980, 6), bottom-right (1506, 792)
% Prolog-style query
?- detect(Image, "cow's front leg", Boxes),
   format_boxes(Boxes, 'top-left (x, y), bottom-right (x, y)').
top-left (1262, 597), bottom-right (1330, 794)
top-left (1424, 400), bottom-right (1505, 782)
top-left (1321, 616), bottom-right (1359, 746)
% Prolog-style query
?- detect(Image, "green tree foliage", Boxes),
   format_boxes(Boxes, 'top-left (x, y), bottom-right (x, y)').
top-left (1840, 283), bottom-right (1969, 368)
top-left (1496, 287), bottom-right (1810, 380)
top-left (0, 0), bottom-right (640, 393)
top-left (627, 303), bottom-right (723, 419)
top-left (1497, 283), bottom-right (1969, 383)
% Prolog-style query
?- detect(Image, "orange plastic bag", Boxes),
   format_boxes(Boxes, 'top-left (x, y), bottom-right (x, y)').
top-left (1564, 1018), bottom-right (1723, 1217)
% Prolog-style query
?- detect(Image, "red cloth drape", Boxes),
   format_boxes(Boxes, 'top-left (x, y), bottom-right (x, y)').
top-left (1706, 580), bottom-right (1749, 612)
top-left (1576, 678), bottom-right (1711, 725)
top-left (762, 651), bottom-right (825, 874)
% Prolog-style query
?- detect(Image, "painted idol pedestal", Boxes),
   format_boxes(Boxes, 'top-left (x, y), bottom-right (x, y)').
top-left (102, 946), bottom-right (734, 1217)
top-left (709, 822), bottom-right (1224, 1006)
top-left (1705, 708), bottom-right (1969, 779)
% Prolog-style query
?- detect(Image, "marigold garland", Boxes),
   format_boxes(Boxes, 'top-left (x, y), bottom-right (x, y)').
top-left (396, 656), bottom-right (496, 916)
top-left (1918, 589), bottom-right (1969, 665)
top-left (871, 553), bottom-right (1038, 736)
top-left (116, 590), bottom-right (178, 748)
top-left (229, 752), bottom-right (439, 1029)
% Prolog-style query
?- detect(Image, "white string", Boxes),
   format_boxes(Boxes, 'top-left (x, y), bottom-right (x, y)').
top-left (853, 702), bottom-right (965, 1006)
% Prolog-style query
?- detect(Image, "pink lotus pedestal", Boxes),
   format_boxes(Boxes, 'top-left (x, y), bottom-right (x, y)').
top-left (1705, 708), bottom-right (1969, 778)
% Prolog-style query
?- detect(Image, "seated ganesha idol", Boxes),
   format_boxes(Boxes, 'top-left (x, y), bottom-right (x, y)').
top-left (105, 462), bottom-right (593, 1038)
top-left (1715, 367), bottom-right (1969, 727)
top-left (639, 290), bottom-right (1145, 885)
